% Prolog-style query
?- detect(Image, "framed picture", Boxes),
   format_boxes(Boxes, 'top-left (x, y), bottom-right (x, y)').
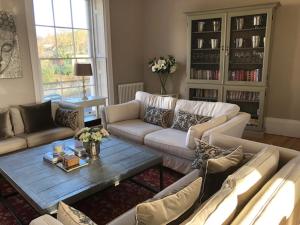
top-left (0, 11), bottom-right (22, 79)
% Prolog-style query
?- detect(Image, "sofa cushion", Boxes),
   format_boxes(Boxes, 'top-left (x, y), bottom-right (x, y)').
top-left (10, 107), bottom-right (25, 135)
top-left (144, 128), bottom-right (194, 160)
top-left (30, 215), bottom-right (63, 225)
top-left (19, 101), bottom-right (56, 133)
top-left (224, 146), bottom-right (279, 209)
top-left (107, 119), bottom-right (163, 144)
top-left (175, 99), bottom-right (240, 120)
top-left (231, 156), bottom-right (300, 225)
top-left (186, 115), bottom-right (227, 149)
top-left (192, 139), bottom-right (243, 173)
top-left (0, 110), bottom-right (14, 139)
top-left (23, 127), bottom-right (75, 148)
top-left (57, 201), bottom-right (97, 225)
top-left (184, 185), bottom-right (237, 225)
top-left (0, 137), bottom-right (27, 155)
top-left (172, 110), bottom-right (211, 132)
top-left (105, 100), bottom-right (140, 124)
top-left (136, 177), bottom-right (202, 225)
top-left (55, 108), bottom-right (79, 130)
top-left (135, 91), bottom-right (177, 119)
top-left (144, 106), bottom-right (172, 128)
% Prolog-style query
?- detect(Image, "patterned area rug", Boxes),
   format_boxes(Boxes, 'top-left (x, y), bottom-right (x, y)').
top-left (0, 168), bottom-right (183, 225)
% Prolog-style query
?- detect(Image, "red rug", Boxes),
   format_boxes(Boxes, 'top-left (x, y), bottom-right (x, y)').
top-left (0, 168), bottom-right (183, 225)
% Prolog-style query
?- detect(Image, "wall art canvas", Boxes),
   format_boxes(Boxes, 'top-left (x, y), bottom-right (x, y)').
top-left (0, 11), bottom-right (22, 79)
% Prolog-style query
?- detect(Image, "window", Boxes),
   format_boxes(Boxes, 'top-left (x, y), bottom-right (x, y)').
top-left (31, 0), bottom-right (110, 101)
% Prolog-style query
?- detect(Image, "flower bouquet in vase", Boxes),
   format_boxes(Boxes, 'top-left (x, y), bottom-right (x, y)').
top-left (148, 55), bottom-right (177, 95)
top-left (74, 127), bottom-right (109, 159)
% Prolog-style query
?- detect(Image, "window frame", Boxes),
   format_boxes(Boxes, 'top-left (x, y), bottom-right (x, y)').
top-left (25, 0), bottom-right (114, 103)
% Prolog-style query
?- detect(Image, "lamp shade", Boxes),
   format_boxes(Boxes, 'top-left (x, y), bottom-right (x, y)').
top-left (74, 63), bottom-right (93, 76)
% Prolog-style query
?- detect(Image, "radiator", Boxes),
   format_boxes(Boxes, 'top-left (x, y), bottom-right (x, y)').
top-left (118, 82), bottom-right (144, 103)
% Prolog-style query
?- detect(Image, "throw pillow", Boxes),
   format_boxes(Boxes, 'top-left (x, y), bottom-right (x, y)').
top-left (19, 101), bottom-right (56, 133)
top-left (191, 139), bottom-right (243, 172)
top-left (136, 177), bottom-right (202, 225)
top-left (0, 110), bottom-right (14, 139)
top-left (172, 110), bottom-right (211, 132)
top-left (57, 201), bottom-right (97, 225)
top-left (201, 153), bottom-right (254, 202)
top-left (144, 106), bottom-right (173, 128)
top-left (55, 108), bottom-right (79, 130)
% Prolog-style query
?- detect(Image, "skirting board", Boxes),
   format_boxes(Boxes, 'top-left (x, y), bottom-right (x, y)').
top-left (264, 117), bottom-right (300, 138)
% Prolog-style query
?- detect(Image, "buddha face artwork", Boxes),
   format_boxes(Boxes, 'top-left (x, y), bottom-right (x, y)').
top-left (0, 11), bottom-right (22, 79)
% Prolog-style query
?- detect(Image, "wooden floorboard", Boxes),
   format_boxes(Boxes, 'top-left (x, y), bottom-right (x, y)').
top-left (246, 133), bottom-right (300, 151)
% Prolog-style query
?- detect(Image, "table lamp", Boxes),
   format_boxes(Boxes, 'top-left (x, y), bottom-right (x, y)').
top-left (74, 63), bottom-right (93, 100)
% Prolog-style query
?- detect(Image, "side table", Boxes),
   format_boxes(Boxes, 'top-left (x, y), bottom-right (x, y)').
top-left (62, 96), bottom-right (107, 121)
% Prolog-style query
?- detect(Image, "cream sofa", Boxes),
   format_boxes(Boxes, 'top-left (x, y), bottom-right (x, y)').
top-left (30, 133), bottom-right (300, 225)
top-left (102, 91), bottom-right (250, 174)
top-left (0, 102), bottom-right (84, 155)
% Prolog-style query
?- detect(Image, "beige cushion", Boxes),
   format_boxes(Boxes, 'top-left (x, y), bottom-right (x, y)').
top-left (10, 107), bottom-right (25, 135)
top-left (107, 119), bottom-right (163, 144)
top-left (184, 186), bottom-right (237, 225)
top-left (105, 100), bottom-right (140, 124)
top-left (136, 177), bottom-right (202, 225)
top-left (186, 115), bottom-right (227, 149)
top-left (57, 202), bottom-right (96, 225)
top-left (144, 128), bottom-right (194, 160)
top-left (135, 91), bottom-right (177, 118)
top-left (207, 146), bottom-right (244, 174)
top-left (0, 108), bottom-right (14, 137)
top-left (23, 127), bottom-right (75, 148)
top-left (175, 99), bottom-right (240, 120)
top-left (232, 156), bottom-right (300, 225)
top-left (224, 146), bottom-right (279, 208)
top-left (0, 137), bottom-right (27, 155)
top-left (30, 215), bottom-right (63, 225)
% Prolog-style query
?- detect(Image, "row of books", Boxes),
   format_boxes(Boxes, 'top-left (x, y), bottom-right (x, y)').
top-left (229, 69), bottom-right (261, 82)
top-left (191, 89), bottom-right (218, 99)
top-left (191, 69), bottom-right (220, 80)
top-left (226, 91), bottom-right (260, 102)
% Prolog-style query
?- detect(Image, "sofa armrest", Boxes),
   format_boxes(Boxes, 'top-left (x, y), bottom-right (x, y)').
top-left (30, 215), bottom-right (63, 225)
top-left (186, 115), bottom-right (227, 149)
top-left (102, 100), bottom-right (140, 127)
top-left (58, 102), bottom-right (85, 129)
top-left (202, 112), bottom-right (250, 142)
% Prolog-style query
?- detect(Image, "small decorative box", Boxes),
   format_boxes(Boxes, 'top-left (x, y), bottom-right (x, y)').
top-left (62, 155), bottom-right (79, 169)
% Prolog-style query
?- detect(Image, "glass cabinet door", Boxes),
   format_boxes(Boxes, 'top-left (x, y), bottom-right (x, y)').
top-left (187, 14), bottom-right (226, 84)
top-left (187, 84), bottom-right (222, 102)
top-left (225, 10), bottom-right (271, 86)
top-left (224, 86), bottom-right (265, 129)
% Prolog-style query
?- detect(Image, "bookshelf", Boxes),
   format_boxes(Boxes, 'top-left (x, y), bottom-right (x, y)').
top-left (186, 3), bottom-right (278, 131)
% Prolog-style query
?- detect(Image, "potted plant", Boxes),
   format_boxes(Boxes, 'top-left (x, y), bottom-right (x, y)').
top-left (74, 127), bottom-right (109, 159)
top-left (148, 55), bottom-right (177, 95)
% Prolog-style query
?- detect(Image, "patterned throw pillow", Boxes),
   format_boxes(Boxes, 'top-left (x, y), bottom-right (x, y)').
top-left (55, 108), bottom-right (79, 130)
top-left (172, 110), bottom-right (211, 131)
top-left (191, 139), bottom-right (243, 172)
top-left (57, 201), bottom-right (97, 225)
top-left (144, 106), bottom-right (172, 128)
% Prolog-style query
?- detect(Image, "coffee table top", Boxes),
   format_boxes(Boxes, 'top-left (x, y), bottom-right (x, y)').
top-left (0, 137), bottom-right (162, 214)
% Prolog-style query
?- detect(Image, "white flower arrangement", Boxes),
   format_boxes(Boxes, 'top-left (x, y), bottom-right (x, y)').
top-left (148, 55), bottom-right (177, 74)
top-left (74, 127), bottom-right (109, 143)
top-left (148, 55), bottom-right (177, 95)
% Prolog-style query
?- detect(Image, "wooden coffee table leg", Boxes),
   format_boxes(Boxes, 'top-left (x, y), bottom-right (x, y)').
top-left (159, 164), bottom-right (164, 191)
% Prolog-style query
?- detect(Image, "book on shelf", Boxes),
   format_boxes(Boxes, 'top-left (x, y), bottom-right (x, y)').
top-left (230, 69), bottom-right (261, 82)
top-left (227, 91), bottom-right (259, 102)
top-left (191, 69), bottom-right (220, 80)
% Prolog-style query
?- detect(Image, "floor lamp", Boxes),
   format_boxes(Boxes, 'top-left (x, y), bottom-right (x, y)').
top-left (74, 63), bottom-right (93, 100)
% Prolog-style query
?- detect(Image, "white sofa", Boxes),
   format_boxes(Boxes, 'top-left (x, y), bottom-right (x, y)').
top-left (0, 102), bottom-right (84, 155)
top-left (101, 91), bottom-right (250, 174)
top-left (30, 133), bottom-right (300, 225)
